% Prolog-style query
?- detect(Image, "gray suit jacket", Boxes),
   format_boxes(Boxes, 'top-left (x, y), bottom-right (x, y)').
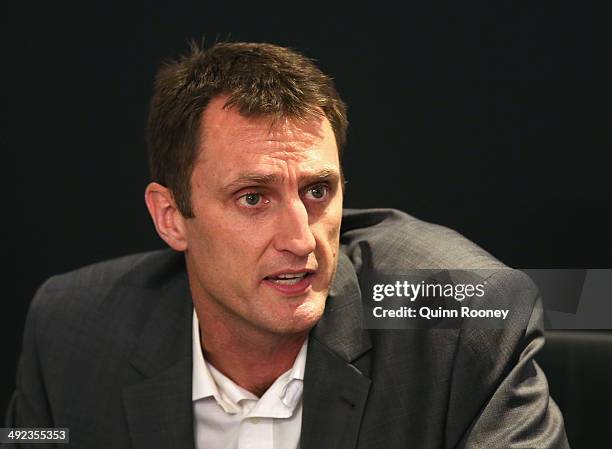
top-left (6, 208), bottom-right (569, 448)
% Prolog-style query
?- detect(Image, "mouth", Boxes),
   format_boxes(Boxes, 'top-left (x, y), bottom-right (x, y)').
top-left (263, 270), bottom-right (316, 295)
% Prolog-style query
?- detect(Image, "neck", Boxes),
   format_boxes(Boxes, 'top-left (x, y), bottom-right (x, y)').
top-left (195, 305), bottom-right (308, 397)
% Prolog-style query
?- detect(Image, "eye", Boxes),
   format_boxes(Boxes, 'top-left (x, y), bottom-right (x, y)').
top-left (305, 183), bottom-right (329, 201)
top-left (237, 192), bottom-right (269, 208)
top-left (244, 193), bottom-right (261, 206)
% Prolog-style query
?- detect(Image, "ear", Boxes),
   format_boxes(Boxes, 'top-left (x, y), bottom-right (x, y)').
top-left (144, 182), bottom-right (188, 251)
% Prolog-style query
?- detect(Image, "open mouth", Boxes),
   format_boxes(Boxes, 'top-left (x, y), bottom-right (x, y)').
top-left (264, 272), bottom-right (313, 286)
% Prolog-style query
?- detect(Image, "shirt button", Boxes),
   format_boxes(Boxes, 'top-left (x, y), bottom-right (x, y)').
top-left (249, 417), bottom-right (260, 424)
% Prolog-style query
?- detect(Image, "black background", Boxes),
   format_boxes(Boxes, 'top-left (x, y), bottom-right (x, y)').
top-left (6, 1), bottom-right (611, 447)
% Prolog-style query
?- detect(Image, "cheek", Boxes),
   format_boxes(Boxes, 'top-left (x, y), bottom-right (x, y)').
top-left (314, 213), bottom-right (342, 259)
top-left (185, 216), bottom-right (235, 273)
top-left (322, 201), bottom-right (343, 243)
top-left (199, 220), bottom-right (272, 276)
top-left (232, 220), bottom-right (273, 252)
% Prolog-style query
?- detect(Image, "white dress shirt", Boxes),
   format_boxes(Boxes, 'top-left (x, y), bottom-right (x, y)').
top-left (192, 310), bottom-right (307, 449)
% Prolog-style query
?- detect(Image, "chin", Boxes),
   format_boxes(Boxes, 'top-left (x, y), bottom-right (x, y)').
top-left (267, 296), bottom-right (326, 335)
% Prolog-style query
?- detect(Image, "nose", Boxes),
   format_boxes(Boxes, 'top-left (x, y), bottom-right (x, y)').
top-left (273, 198), bottom-right (316, 257)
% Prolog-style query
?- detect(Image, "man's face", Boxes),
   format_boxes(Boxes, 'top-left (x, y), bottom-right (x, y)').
top-left (183, 96), bottom-right (343, 336)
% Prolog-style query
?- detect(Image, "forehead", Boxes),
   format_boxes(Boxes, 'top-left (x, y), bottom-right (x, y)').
top-left (197, 96), bottom-right (339, 168)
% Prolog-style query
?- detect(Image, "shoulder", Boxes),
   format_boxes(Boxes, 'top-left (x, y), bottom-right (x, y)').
top-left (35, 249), bottom-right (185, 297)
top-left (340, 208), bottom-right (541, 358)
top-left (340, 208), bottom-right (507, 271)
top-left (17, 250), bottom-right (190, 415)
top-left (38, 249), bottom-right (183, 294)
top-left (27, 249), bottom-right (186, 343)
top-left (340, 207), bottom-right (539, 311)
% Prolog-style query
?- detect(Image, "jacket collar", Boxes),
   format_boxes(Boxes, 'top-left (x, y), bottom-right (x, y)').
top-left (122, 252), bottom-right (195, 449)
top-left (301, 250), bottom-right (373, 449)
top-left (311, 250), bottom-right (372, 362)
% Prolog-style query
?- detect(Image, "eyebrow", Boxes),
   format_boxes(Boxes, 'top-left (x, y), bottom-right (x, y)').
top-left (221, 167), bottom-right (340, 193)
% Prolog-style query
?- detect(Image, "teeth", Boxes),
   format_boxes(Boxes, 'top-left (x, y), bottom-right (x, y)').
top-left (268, 272), bottom-right (309, 285)
top-left (276, 273), bottom-right (307, 279)
top-left (270, 277), bottom-right (304, 285)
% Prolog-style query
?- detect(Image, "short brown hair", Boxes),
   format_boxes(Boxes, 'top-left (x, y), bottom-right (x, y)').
top-left (146, 41), bottom-right (348, 217)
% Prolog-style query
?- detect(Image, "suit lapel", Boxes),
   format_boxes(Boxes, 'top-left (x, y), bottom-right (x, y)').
top-left (121, 255), bottom-right (195, 449)
top-left (122, 358), bottom-right (194, 449)
top-left (301, 251), bottom-right (372, 449)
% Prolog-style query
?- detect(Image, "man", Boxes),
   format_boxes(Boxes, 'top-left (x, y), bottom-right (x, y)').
top-left (6, 42), bottom-right (569, 448)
